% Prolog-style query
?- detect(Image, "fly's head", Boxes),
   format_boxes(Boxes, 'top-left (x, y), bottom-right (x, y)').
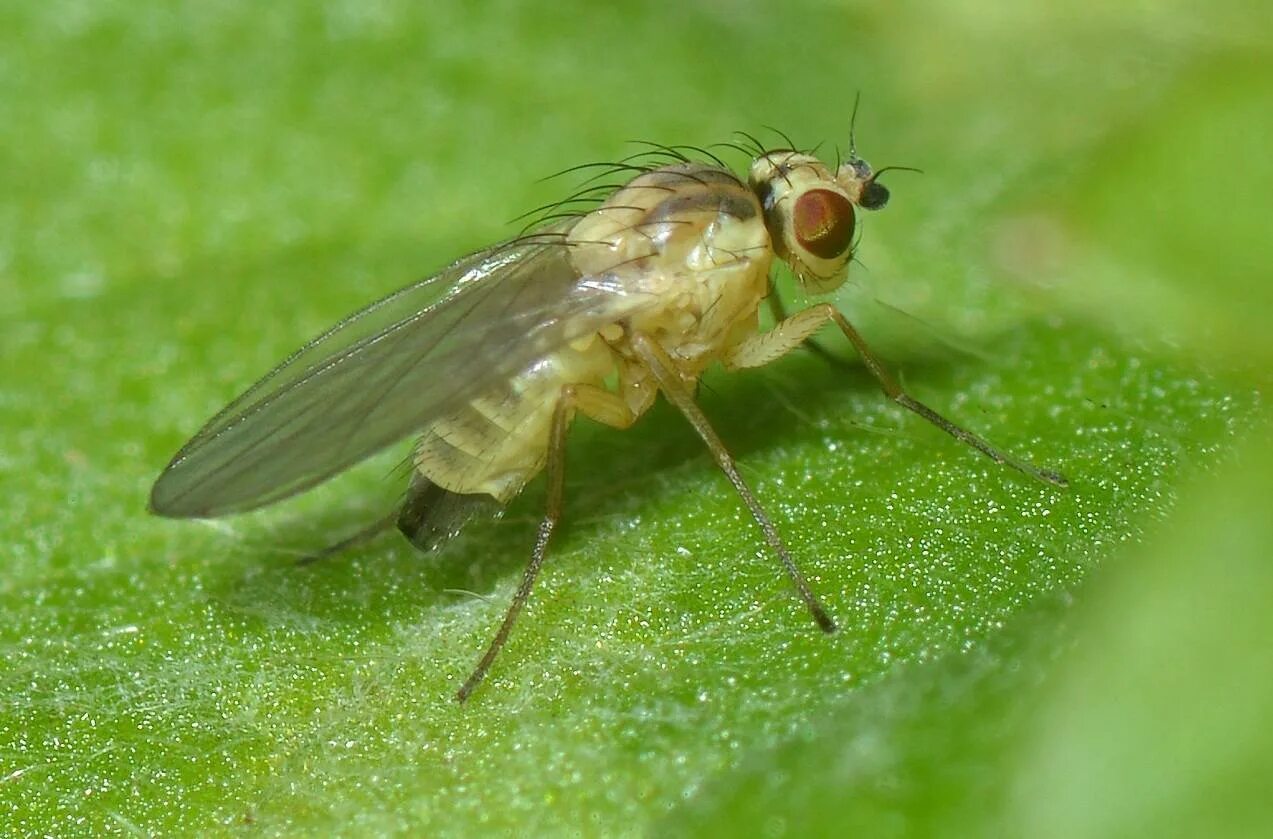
top-left (749, 150), bottom-right (893, 294)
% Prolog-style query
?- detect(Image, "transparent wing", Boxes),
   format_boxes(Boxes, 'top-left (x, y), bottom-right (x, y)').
top-left (150, 231), bottom-right (650, 518)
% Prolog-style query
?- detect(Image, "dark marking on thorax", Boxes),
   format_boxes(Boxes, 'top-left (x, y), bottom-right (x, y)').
top-left (638, 164), bottom-right (759, 226)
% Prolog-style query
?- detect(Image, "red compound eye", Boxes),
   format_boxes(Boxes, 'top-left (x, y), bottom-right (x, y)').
top-left (793, 188), bottom-right (855, 260)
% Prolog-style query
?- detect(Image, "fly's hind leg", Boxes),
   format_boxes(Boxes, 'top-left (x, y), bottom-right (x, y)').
top-left (725, 303), bottom-right (1068, 487)
top-left (296, 510), bottom-right (398, 566)
top-left (456, 383), bottom-right (637, 703)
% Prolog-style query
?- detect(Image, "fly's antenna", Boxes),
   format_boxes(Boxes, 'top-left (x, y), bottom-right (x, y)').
top-left (857, 165), bottom-right (922, 212)
top-left (848, 91), bottom-right (863, 159)
top-left (870, 165), bottom-right (924, 179)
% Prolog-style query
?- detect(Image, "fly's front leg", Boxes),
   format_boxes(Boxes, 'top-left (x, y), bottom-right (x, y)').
top-left (725, 303), bottom-right (843, 371)
top-left (727, 303), bottom-right (1068, 487)
top-left (631, 332), bottom-right (837, 634)
top-left (766, 294), bottom-right (850, 370)
top-left (456, 383), bottom-right (636, 703)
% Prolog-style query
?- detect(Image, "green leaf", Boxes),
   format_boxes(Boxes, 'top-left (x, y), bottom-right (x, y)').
top-left (2, 2), bottom-right (1268, 835)
top-left (1012, 425), bottom-right (1273, 839)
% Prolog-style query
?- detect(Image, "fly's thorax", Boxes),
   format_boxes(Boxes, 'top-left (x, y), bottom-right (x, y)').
top-left (566, 162), bottom-right (772, 371)
top-left (749, 151), bottom-right (862, 294)
top-left (566, 164), bottom-right (761, 280)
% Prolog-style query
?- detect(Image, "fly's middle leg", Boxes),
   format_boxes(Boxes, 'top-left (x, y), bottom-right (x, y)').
top-left (725, 303), bottom-right (1068, 487)
top-left (455, 383), bottom-right (637, 703)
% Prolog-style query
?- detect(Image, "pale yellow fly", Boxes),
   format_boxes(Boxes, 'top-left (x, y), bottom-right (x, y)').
top-left (151, 128), bottom-right (1066, 702)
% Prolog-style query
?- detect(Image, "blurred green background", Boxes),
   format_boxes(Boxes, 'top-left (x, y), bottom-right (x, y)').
top-left (2, 1), bottom-right (1270, 836)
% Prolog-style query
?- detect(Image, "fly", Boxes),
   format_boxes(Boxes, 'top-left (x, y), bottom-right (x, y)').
top-left (150, 117), bottom-right (1068, 703)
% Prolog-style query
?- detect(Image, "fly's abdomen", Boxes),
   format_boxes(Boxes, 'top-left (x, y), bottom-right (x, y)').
top-left (413, 337), bottom-right (615, 502)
